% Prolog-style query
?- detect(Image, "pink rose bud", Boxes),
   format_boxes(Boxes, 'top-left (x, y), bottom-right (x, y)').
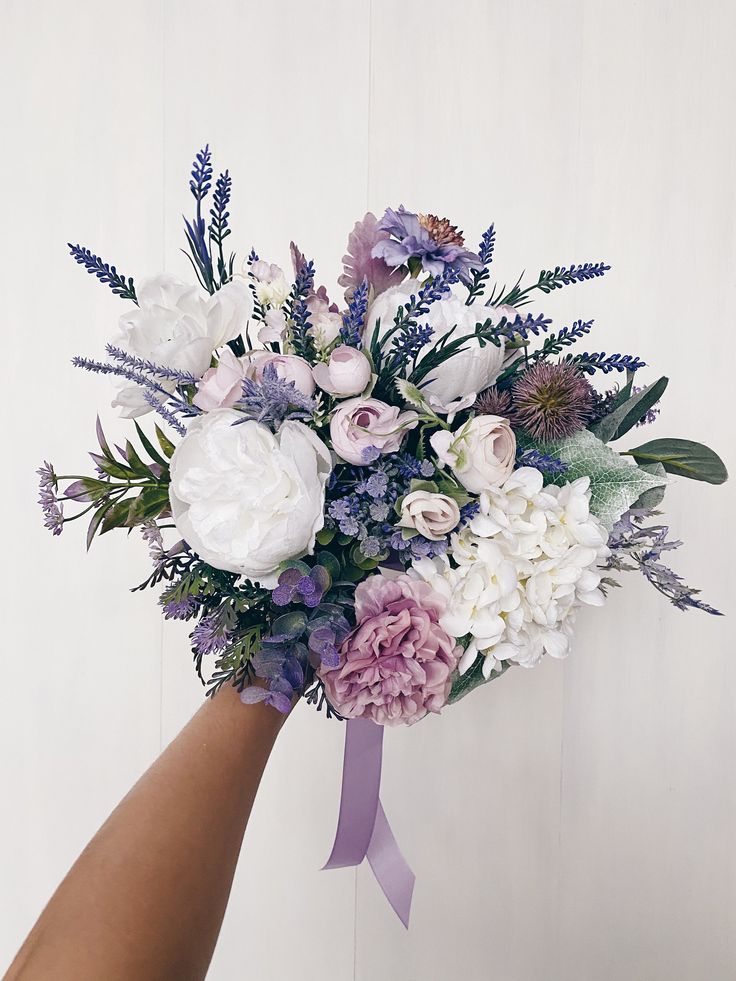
top-left (398, 490), bottom-right (461, 541)
top-left (245, 351), bottom-right (316, 398)
top-left (430, 414), bottom-right (516, 493)
top-left (312, 346), bottom-right (372, 397)
top-left (330, 397), bottom-right (418, 466)
top-left (193, 348), bottom-right (247, 411)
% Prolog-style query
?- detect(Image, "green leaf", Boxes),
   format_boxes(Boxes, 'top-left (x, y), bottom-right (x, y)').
top-left (315, 551), bottom-right (341, 581)
top-left (155, 424), bottom-right (176, 459)
top-left (633, 462), bottom-right (667, 509)
top-left (448, 655), bottom-right (510, 705)
top-left (529, 428), bottom-right (668, 529)
top-left (128, 486), bottom-right (171, 523)
top-left (316, 527), bottom-right (335, 546)
top-left (627, 438), bottom-right (728, 484)
top-left (94, 457), bottom-right (134, 480)
top-left (125, 440), bottom-right (153, 478)
top-left (590, 376), bottom-right (668, 443)
top-left (86, 503), bottom-right (109, 550)
top-left (100, 498), bottom-right (134, 534)
top-left (134, 421), bottom-right (169, 468)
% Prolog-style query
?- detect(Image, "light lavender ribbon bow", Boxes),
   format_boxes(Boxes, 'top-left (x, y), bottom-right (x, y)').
top-left (323, 718), bottom-right (416, 928)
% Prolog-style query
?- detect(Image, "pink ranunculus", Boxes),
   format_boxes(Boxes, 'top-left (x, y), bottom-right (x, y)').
top-left (312, 345), bottom-right (372, 397)
top-left (245, 350), bottom-right (316, 397)
top-left (319, 574), bottom-right (461, 726)
top-left (330, 397), bottom-right (418, 465)
top-left (193, 347), bottom-right (247, 411)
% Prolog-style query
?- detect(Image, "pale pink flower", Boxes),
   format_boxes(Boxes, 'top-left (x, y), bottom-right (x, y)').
top-left (193, 348), bottom-right (247, 411)
top-left (319, 574), bottom-right (460, 726)
top-left (330, 397), bottom-right (418, 465)
top-left (312, 346), bottom-right (372, 397)
top-left (245, 351), bottom-right (316, 397)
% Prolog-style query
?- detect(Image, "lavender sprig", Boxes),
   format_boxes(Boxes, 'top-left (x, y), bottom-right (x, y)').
top-left (477, 224), bottom-right (496, 265)
top-left (285, 259), bottom-right (316, 360)
top-left (515, 448), bottom-right (569, 477)
top-left (606, 511), bottom-right (722, 615)
top-left (498, 261), bottom-right (611, 307)
top-left (498, 312), bottom-right (553, 342)
top-left (104, 345), bottom-right (199, 385)
top-left (68, 244), bottom-right (137, 303)
top-left (142, 390), bottom-right (187, 436)
top-left (568, 351), bottom-right (646, 375)
top-left (340, 278), bottom-right (369, 347)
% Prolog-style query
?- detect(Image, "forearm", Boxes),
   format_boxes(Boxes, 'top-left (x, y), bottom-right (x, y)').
top-left (5, 686), bottom-right (288, 981)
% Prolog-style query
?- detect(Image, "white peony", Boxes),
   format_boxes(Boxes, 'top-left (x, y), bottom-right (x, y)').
top-left (411, 467), bottom-right (610, 677)
top-left (169, 409), bottom-right (332, 585)
top-left (364, 279), bottom-right (505, 405)
top-left (113, 275), bottom-right (253, 418)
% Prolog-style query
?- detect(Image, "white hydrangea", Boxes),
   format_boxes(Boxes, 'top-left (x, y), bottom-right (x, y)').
top-left (411, 467), bottom-right (610, 679)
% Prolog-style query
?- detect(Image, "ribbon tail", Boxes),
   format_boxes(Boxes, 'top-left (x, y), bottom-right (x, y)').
top-left (366, 800), bottom-right (416, 929)
top-left (323, 719), bottom-right (383, 869)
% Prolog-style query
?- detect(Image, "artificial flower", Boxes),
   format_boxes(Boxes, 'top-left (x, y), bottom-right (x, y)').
top-left (168, 410), bottom-right (332, 584)
top-left (250, 260), bottom-right (290, 307)
top-left (372, 206), bottom-right (482, 281)
top-left (365, 279), bottom-right (505, 405)
top-left (193, 347), bottom-right (247, 411)
top-left (398, 490), bottom-right (461, 541)
top-left (318, 573), bottom-right (460, 725)
top-left (430, 415), bottom-right (516, 493)
top-left (312, 345), bottom-right (372, 397)
top-left (113, 275), bottom-right (252, 417)
top-left (245, 350), bottom-right (316, 397)
top-left (330, 397), bottom-right (418, 465)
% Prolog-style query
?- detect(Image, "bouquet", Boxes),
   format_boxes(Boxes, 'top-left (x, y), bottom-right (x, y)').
top-left (40, 146), bottom-right (727, 921)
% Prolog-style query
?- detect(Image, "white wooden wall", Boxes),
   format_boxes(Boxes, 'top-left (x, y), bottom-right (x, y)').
top-left (2, 1), bottom-right (735, 978)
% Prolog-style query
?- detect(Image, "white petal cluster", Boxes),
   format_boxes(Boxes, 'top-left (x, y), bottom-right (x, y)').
top-left (411, 467), bottom-right (610, 678)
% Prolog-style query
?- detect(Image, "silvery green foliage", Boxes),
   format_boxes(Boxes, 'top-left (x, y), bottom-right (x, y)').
top-left (532, 429), bottom-right (668, 530)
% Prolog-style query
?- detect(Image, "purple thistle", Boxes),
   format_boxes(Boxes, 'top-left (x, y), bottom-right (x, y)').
top-left (37, 462), bottom-right (64, 535)
top-left (512, 361), bottom-right (596, 440)
top-left (474, 385), bottom-right (513, 418)
top-left (234, 362), bottom-right (317, 426)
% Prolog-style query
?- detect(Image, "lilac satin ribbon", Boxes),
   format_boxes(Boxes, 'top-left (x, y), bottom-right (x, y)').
top-left (323, 718), bottom-right (415, 928)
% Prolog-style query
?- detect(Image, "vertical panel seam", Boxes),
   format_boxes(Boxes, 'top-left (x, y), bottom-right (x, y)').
top-left (158, 0), bottom-right (166, 754)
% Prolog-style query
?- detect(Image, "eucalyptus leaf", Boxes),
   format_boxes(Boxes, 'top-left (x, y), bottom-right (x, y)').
top-left (590, 376), bottom-right (668, 443)
top-left (627, 438), bottom-right (728, 484)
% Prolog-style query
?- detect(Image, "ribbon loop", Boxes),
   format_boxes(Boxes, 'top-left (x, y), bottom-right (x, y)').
top-left (323, 719), bottom-right (415, 928)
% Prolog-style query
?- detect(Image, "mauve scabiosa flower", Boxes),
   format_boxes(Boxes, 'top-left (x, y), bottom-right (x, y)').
top-left (318, 573), bottom-right (460, 726)
top-left (474, 385), bottom-right (513, 418)
top-left (512, 361), bottom-right (595, 440)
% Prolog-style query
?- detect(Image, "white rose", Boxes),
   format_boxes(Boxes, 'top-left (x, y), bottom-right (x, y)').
top-left (169, 410), bottom-right (332, 585)
top-left (112, 275), bottom-right (253, 418)
top-left (430, 415), bottom-right (516, 493)
top-left (365, 280), bottom-right (505, 404)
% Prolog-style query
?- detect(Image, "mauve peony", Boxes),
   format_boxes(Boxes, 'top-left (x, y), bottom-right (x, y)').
top-left (245, 350), bottom-right (316, 397)
top-left (330, 397), bottom-right (418, 465)
top-left (398, 490), bottom-right (461, 541)
top-left (193, 348), bottom-right (247, 411)
top-left (430, 414), bottom-right (516, 493)
top-left (319, 574), bottom-right (460, 726)
top-left (312, 346), bottom-right (372, 397)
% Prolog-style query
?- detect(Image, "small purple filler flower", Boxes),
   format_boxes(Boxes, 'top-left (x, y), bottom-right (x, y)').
top-left (37, 462), bottom-right (64, 536)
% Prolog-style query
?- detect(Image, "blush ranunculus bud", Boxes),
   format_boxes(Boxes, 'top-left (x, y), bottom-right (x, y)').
top-left (312, 346), bottom-right (372, 397)
top-left (193, 347), bottom-right (247, 411)
top-left (398, 490), bottom-right (461, 541)
top-left (330, 397), bottom-right (418, 465)
top-left (169, 410), bottom-right (332, 585)
top-left (430, 414), bottom-right (516, 493)
top-left (245, 351), bottom-right (316, 397)
top-left (318, 573), bottom-right (461, 726)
